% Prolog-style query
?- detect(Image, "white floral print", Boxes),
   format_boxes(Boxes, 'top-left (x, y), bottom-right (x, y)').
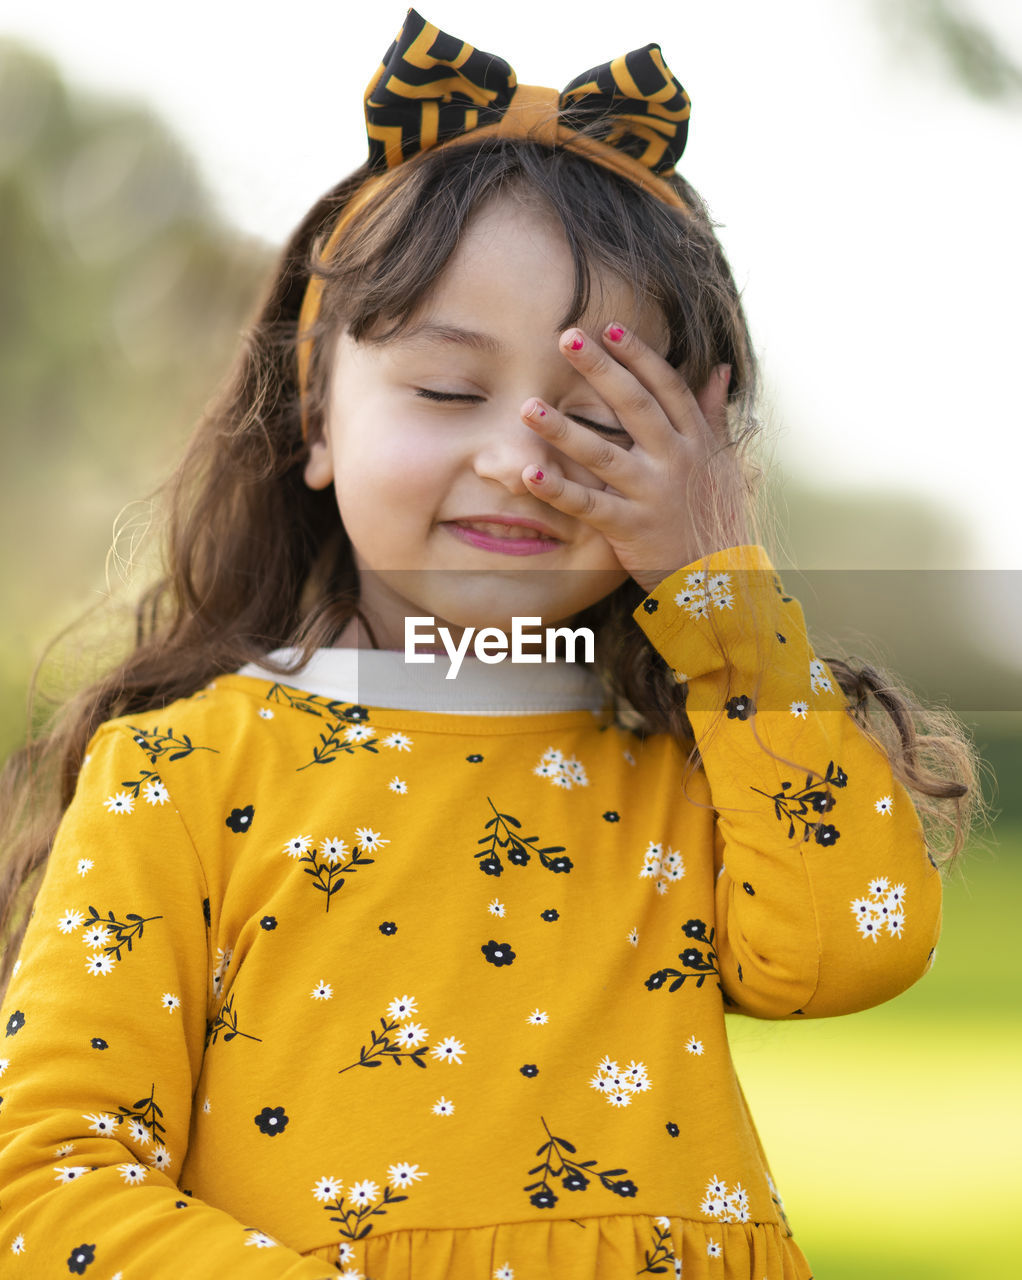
top-left (488, 899), bottom-right (505, 917)
top-left (355, 827), bottom-right (389, 852)
top-left (348, 1180), bottom-right (379, 1208)
top-left (639, 841), bottom-right (684, 894)
top-left (244, 1231), bottom-right (276, 1248)
top-left (699, 1174), bottom-right (750, 1224)
top-left (85, 953), bottom-right (115, 976)
top-left (809, 658), bottom-right (833, 694)
top-left (387, 1162), bottom-right (427, 1189)
top-left (258, 707), bottom-right (275, 720)
top-left (142, 779), bottom-right (169, 805)
top-left (311, 981), bottom-right (333, 1001)
top-left (388, 776), bottom-right (408, 793)
top-left (382, 731), bottom-right (412, 751)
top-left (589, 1056), bottom-right (651, 1106)
top-left (85, 1113), bottom-right (117, 1136)
top-left (54, 1166), bottom-right (90, 1184)
top-left (875, 795), bottom-right (894, 816)
top-left (533, 747), bottom-right (589, 789)
top-left (851, 879), bottom-right (907, 942)
top-left (103, 792), bottom-right (134, 815)
top-left (76, 858), bottom-right (93, 876)
top-left (494, 1266), bottom-right (515, 1279)
top-left (313, 1176), bottom-right (343, 1202)
top-left (526, 1009), bottom-right (548, 1025)
top-left (319, 837), bottom-right (348, 867)
top-left (387, 995), bottom-right (417, 1022)
top-left (790, 700), bottom-right (808, 719)
top-left (82, 924), bottom-right (111, 949)
top-left (394, 1022), bottom-right (428, 1049)
top-left (147, 1145), bottom-right (172, 1171)
top-left (118, 1163), bottom-right (148, 1186)
top-left (673, 569), bottom-right (733, 616)
top-left (432, 1097), bottom-right (455, 1116)
top-left (431, 1036), bottom-right (465, 1064)
top-left (627, 927), bottom-right (639, 946)
top-left (57, 909), bottom-right (84, 934)
top-left (283, 835), bottom-right (313, 858)
top-left (126, 1119), bottom-right (149, 1146)
top-left (11, 1236), bottom-right (24, 1255)
top-left (344, 723), bottom-right (375, 744)
top-left (161, 993), bottom-right (180, 1012)
top-left (686, 1036), bottom-right (705, 1055)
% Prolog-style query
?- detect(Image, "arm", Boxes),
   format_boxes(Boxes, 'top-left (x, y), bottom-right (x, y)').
top-left (633, 544), bottom-right (942, 1019)
top-left (0, 724), bottom-right (336, 1276)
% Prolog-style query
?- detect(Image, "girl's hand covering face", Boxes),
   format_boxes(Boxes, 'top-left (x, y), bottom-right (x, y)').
top-left (521, 325), bottom-right (750, 593)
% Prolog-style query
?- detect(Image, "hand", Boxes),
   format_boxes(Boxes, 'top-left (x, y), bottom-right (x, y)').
top-left (520, 324), bottom-right (750, 593)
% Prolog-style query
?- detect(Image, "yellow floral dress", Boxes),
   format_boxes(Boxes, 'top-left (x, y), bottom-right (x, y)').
top-left (0, 548), bottom-right (941, 1279)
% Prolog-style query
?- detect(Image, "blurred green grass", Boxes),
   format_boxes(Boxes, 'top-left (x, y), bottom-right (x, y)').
top-left (728, 825), bottom-right (1020, 1278)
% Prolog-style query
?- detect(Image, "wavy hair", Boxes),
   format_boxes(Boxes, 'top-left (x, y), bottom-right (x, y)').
top-left (0, 136), bottom-right (980, 993)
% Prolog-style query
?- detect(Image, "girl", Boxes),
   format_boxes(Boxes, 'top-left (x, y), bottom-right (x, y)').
top-left (0, 10), bottom-right (977, 1279)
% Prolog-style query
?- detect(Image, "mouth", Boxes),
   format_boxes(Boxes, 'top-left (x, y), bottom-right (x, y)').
top-left (443, 518), bottom-right (562, 556)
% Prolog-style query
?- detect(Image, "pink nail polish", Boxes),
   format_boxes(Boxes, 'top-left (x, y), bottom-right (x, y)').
top-left (607, 325), bottom-right (625, 342)
top-left (569, 335), bottom-right (584, 351)
top-left (531, 469), bottom-right (544, 482)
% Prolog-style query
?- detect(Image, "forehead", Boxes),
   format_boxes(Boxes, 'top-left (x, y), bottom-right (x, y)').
top-left (406, 196), bottom-right (669, 355)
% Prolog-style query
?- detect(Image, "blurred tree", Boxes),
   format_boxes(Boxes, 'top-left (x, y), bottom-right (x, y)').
top-left (0, 41), bottom-right (271, 755)
top-left (869, 0), bottom-right (1022, 101)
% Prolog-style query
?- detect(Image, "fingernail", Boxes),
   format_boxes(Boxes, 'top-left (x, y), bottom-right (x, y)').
top-left (567, 333), bottom-right (584, 352)
top-left (607, 324), bottom-right (625, 343)
top-left (526, 400), bottom-right (546, 418)
top-left (529, 468), bottom-right (544, 483)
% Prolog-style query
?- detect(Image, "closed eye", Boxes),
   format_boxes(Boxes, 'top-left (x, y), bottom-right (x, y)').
top-left (415, 389), bottom-right (631, 443)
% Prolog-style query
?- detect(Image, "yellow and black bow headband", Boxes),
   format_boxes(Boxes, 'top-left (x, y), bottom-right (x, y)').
top-left (298, 9), bottom-right (693, 435)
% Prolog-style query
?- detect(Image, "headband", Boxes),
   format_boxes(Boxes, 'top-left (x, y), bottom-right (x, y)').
top-left (298, 8), bottom-right (693, 438)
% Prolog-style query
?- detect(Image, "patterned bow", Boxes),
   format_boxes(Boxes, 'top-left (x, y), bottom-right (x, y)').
top-left (364, 8), bottom-right (691, 178)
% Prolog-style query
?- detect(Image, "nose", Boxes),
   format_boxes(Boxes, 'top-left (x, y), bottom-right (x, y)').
top-left (471, 406), bottom-right (556, 496)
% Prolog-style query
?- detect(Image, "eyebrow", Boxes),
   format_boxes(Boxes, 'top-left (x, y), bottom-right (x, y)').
top-left (396, 322), bottom-right (509, 356)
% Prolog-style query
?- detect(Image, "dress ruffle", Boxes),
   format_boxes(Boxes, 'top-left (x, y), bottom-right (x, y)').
top-left (303, 1215), bottom-right (814, 1279)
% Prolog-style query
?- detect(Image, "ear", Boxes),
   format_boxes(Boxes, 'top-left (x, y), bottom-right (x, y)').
top-left (303, 419), bottom-right (335, 491)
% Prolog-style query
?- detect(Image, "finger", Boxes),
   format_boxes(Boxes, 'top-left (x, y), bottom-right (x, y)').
top-left (521, 398), bottom-right (634, 483)
top-left (521, 460), bottom-right (619, 530)
top-left (557, 328), bottom-right (673, 451)
top-left (598, 323), bottom-right (716, 442)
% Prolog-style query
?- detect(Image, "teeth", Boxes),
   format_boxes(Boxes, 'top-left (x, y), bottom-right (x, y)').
top-left (461, 521), bottom-right (544, 539)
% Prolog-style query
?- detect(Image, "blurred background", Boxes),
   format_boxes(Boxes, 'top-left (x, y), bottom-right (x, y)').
top-left (1, 2), bottom-right (1019, 1275)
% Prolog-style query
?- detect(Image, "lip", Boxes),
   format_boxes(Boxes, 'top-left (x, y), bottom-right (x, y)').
top-left (443, 514), bottom-right (563, 557)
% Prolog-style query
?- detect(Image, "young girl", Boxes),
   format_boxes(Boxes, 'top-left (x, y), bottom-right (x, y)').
top-left (0, 10), bottom-right (976, 1279)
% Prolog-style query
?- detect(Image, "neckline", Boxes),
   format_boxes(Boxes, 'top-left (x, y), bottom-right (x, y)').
top-left (235, 647), bottom-right (608, 716)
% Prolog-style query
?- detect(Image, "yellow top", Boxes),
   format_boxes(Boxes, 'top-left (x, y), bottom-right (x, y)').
top-left (0, 547), bottom-right (941, 1279)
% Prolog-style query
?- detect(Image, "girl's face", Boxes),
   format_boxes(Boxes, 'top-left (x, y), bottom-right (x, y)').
top-left (304, 195), bottom-right (667, 650)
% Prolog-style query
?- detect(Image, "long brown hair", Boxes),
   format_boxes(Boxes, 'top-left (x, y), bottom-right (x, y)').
top-left (0, 136), bottom-right (980, 993)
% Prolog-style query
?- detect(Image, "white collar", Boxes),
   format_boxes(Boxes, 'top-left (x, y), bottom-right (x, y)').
top-left (236, 647), bottom-right (607, 716)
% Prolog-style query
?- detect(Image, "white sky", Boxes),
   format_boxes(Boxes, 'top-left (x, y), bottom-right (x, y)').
top-left (4, 0), bottom-right (1021, 569)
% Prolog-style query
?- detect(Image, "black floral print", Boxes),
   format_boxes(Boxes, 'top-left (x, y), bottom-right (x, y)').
top-left (519, 1064), bottom-right (538, 1077)
top-left (128, 725), bottom-right (218, 765)
top-left (264, 683), bottom-right (366, 723)
top-left (282, 692), bottom-right (379, 770)
top-left (82, 905), bottom-right (163, 964)
top-left (66, 1242), bottom-right (96, 1273)
top-left (225, 805), bottom-right (254, 833)
top-left (666, 1121), bottom-right (680, 1137)
top-left (540, 908), bottom-right (559, 922)
top-left (645, 920), bottom-right (721, 993)
top-left (750, 759), bottom-right (848, 844)
top-left (642, 598), bottom-right (659, 613)
top-left (474, 798), bottom-right (572, 876)
top-left (5, 1010), bottom-right (25, 1037)
top-left (317, 1178), bottom-right (413, 1242)
top-left (602, 810), bottom-right (620, 822)
top-left (202, 898), bottom-right (211, 927)
top-left (90, 1038), bottom-right (108, 1050)
top-left (379, 921), bottom-right (397, 935)
top-left (638, 1218), bottom-right (678, 1274)
top-left (291, 835), bottom-right (379, 913)
top-left (116, 1083), bottom-right (166, 1144)
top-left (466, 754), bottom-right (483, 763)
top-left (743, 881), bottom-right (755, 895)
top-left (259, 915), bottom-right (277, 930)
top-left (207, 993), bottom-right (263, 1047)
top-left (481, 940), bottom-right (516, 967)
top-left (337, 1011), bottom-right (430, 1074)
top-left (524, 1116), bottom-right (636, 1210)
top-left (253, 1106), bottom-right (289, 1136)
top-left (724, 694), bottom-right (755, 720)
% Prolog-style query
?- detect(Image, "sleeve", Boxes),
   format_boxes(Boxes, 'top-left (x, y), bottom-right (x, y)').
top-left (633, 544), bottom-right (942, 1020)
top-left (0, 724), bottom-right (337, 1278)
